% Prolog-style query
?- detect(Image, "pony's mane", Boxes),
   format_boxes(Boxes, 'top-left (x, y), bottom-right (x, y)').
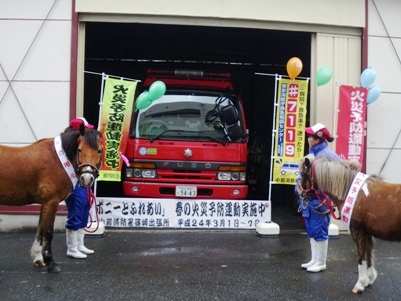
top-left (311, 157), bottom-right (383, 200)
top-left (81, 129), bottom-right (100, 149)
top-left (60, 129), bottom-right (99, 161)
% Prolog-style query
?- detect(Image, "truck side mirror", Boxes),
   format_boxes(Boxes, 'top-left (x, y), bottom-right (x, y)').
top-left (205, 109), bottom-right (219, 126)
top-left (220, 105), bottom-right (239, 126)
top-left (227, 124), bottom-right (244, 141)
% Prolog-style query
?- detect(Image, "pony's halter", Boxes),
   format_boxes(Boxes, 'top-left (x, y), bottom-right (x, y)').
top-left (299, 160), bottom-right (341, 220)
top-left (75, 135), bottom-right (102, 181)
top-left (77, 163), bottom-right (100, 179)
top-left (299, 160), bottom-right (317, 196)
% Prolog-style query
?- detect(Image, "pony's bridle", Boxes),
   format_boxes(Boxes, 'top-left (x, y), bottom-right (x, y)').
top-left (299, 161), bottom-right (317, 197)
top-left (75, 136), bottom-right (102, 180)
top-left (298, 159), bottom-right (340, 220)
top-left (77, 163), bottom-right (100, 179)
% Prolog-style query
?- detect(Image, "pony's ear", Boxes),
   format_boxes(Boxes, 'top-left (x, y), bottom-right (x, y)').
top-left (349, 161), bottom-right (361, 171)
top-left (98, 123), bottom-right (106, 136)
top-left (304, 157), bottom-right (311, 168)
top-left (79, 123), bottom-right (86, 136)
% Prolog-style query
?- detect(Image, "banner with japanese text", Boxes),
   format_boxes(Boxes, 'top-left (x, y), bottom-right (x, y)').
top-left (336, 85), bottom-right (368, 164)
top-left (99, 77), bottom-right (137, 181)
top-left (97, 198), bottom-right (270, 229)
top-left (272, 78), bottom-right (308, 185)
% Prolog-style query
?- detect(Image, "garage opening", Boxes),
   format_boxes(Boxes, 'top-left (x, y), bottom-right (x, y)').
top-left (83, 22), bottom-right (311, 230)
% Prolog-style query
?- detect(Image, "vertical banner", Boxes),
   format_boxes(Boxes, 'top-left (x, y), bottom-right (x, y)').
top-left (99, 77), bottom-right (137, 181)
top-left (272, 78), bottom-right (308, 185)
top-left (336, 85), bottom-right (368, 163)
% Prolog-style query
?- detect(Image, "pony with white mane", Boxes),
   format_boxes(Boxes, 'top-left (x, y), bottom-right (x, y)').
top-left (297, 155), bottom-right (400, 294)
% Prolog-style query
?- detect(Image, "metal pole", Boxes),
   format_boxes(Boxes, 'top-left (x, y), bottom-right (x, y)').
top-left (84, 70), bottom-right (140, 82)
top-left (93, 73), bottom-right (107, 198)
top-left (268, 75), bottom-right (280, 202)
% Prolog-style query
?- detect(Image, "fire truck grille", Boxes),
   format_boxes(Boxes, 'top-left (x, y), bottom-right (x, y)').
top-left (159, 170), bottom-right (215, 181)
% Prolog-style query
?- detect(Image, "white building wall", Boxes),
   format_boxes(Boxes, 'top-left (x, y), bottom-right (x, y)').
top-left (0, 0), bottom-right (72, 145)
top-left (2, 0), bottom-right (401, 185)
top-left (366, 0), bottom-right (401, 182)
top-left (76, 0), bottom-right (364, 29)
top-left (311, 34), bottom-right (362, 146)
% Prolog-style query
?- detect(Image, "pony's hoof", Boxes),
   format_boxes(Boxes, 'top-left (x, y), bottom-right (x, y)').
top-left (33, 260), bottom-right (46, 267)
top-left (352, 286), bottom-right (364, 294)
top-left (47, 263), bottom-right (61, 274)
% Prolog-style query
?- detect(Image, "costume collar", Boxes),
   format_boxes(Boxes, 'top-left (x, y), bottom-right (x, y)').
top-left (341, 172), bottom-right (369, 232)
top-left (54, 136), bottom-right (78, 187)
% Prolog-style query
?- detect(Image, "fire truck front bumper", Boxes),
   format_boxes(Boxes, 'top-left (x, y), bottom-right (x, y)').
top-left (123, 181), bottom-right (248, 199)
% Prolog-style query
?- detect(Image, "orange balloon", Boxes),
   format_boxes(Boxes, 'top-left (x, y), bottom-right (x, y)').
top-left (286, 57), bottom-right (303, 80)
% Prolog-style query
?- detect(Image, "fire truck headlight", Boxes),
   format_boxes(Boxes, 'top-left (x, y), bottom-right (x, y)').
top-left (142, 169), bottom-right (156, 178)
top-left (240, 172), bottom-right (246, 181)
top-left (126, 168), bottom-right (134, 177)
top-left (231, 172), bottom-right (240, 180)
top-left (217, 172), bottom-right (231, 180)
top-left (133, 169), bottom-right (142, 177)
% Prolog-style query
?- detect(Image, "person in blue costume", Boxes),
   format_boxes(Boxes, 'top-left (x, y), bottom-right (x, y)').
top-left (296, 123), bottom-right (340, 272)
top-left (64, 117), bottom-right (95, 259)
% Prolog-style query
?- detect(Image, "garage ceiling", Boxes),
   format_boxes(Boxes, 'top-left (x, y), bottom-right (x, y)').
top-left (85, 22), bottom-right (311, 75)
top-left (83, 22), bottom-right (312, 134)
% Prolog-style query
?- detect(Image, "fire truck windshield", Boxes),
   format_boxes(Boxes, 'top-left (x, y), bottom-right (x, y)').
top-left (132, 92), bottom-right (244, 142)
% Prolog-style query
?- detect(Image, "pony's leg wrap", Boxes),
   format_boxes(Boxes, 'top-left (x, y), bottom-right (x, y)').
top-left (301, 238), bottom-right (317, 269)
top-left (30, 239), bottom-right (45, 267)
top-left (352, 261), bottom-right (370, 293)
top-left (367, 265), bottom-right (378, 285)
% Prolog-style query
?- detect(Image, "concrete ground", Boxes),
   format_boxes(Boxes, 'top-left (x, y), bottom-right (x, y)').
top-left (0, 229), bottom-right (400, 301)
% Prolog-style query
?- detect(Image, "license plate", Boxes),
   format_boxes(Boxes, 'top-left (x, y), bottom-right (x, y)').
top-left (176, 186), bottom-right (197, 197)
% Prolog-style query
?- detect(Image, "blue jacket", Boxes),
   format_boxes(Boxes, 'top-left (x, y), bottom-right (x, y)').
top-left (297, 140), bottom-right (340, 240)
top-left (309, 140), bottom-right (340, 161)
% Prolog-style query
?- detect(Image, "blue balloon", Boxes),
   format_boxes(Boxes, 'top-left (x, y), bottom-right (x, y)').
top-left (367, 86), bottom-right (381, 105)
top-left (360, 67), bottom-right (376, 88)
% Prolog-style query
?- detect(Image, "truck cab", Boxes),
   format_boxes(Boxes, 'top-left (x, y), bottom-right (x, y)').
top-left (123, 70), bottom-right (248, 199)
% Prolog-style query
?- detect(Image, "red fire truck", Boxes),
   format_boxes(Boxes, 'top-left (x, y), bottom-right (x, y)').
top-left (122, 70), bottom-right (248, 199)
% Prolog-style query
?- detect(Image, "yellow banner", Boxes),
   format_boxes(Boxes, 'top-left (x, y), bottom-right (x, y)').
top-left (99, 77), bottom-right (137, 181)
top-left (272, 78), bottom-right (308, 185)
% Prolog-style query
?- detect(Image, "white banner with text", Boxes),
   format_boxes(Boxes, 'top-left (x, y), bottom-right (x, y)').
top-left (96, 198), bottom-right (271, 229)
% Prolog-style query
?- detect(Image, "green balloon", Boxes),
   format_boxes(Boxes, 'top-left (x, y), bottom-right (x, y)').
top-left (135, 91), bottom-right (151, 110)
top-left (316, 67), bottom-right (333, 86)
top-left (148, 81), bottom-right (166, 101)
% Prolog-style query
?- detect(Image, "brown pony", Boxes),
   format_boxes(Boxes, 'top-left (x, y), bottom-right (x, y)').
top-left (297, 155), bottom-right (401, 294)
top-left (0, 124), bottom-right (103, 273)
